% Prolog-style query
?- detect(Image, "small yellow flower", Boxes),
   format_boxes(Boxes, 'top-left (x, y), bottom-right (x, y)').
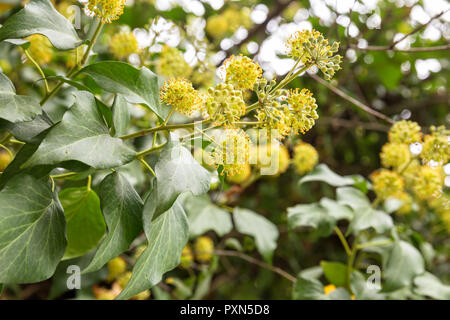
top-left (251, 144), bottom-right (290, 176)
top-left (204, 83), bottom-right (246, 126)
top-left (210, 129), bottom-right (251, 176)
top-left (0, 151), bottom-right (13, 172)
top-left (83, 0), bottom-right (127, 24)
top-left (106, 256), bottom-right (127, 282)
top-left (421, 126), bottom-right (449, 164)
top-left (180, 245), bottom-right (194, 269)
top-left (324, 284), bottom-right (336, 296)
top-left (109, 31), bottom-right (139, 60)
top-left (388, 120), bottom-right (422, 145)
top-left (292, 141), bottom-right (318, 175)
top-left (284, 88), bottom-right (319, 135)
top-left (221, 55), bottom-right (262, 91)
top-left (286, 29), bottom-right (341, 80)
top-left (226, 163), bottom-right (251, 184)
top-left (206, 15), bottom-right (229, 39)
top-left (412, 166), bottom-right (444, 200)
top-left (195, 236), bottom-right (214, 263)
top-left (156, 45), bottom-right (192, 79)
top-left (380, 142), bottom-right (411, 169)
top-left (160, 78), bottom-right (204, 117)
top-left (370, 169), bottom-right (404, 200)
top-left (25, 34), bottom-right (53, 65)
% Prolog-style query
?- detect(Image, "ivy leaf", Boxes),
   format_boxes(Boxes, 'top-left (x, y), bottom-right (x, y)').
top-left (59, 186), bottom-right (106, 259)
top-left (112, 94), bottom-right (130, 137)
top-left (348, 207), bottom-right (393, 235)
top-left (0, 0), bottom-right (82, 50)
top-left (0, 174), bottom-right (66, 283)
top-left (23, 91), bottom-right (136, 169)
top-left (292, 275), bottom-right (328, 300)
top-left (336, 187), bottom-right (371, 211)
top-left (184, 195), bottom-right (232, 238)
top-left (321, 261), bottom-right (348, 287)
top-left (350, 271), bottom-right (385, 300)
top-left (233, 207), bottom-right (279, 262)
top-left (0, 113), bottom-right (52, 143)
top-left (0, 72), bottom-right (41, 123)
top-left (117, 198), bottom-right (189, 300)
top-left (287, 203), bottom-right (335, 237)
top-left (319, 198), bottom-right (353, 221)
top-left (383, 240), bottom-right (425, 292)
top-left (143, 141), bottom-right (210, 221)
top-left (80, 62), bottom-right (166, 119)
top-left (299, 164), bottom-right (365, 187)
top-left (83, 172), bottom-right (143, 273)
top-left (413, 272), bottom-right (450, 300)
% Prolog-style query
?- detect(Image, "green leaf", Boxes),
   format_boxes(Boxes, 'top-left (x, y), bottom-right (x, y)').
top-left (350, 271), bottom-right (385, 300)
top-left (112, 94), bottom-right (130, 137)
top-left (319, 198), bottom-right (353, 221)
top-left (117, 198), bottom-right (189, 300)
top-left (299, 164), bottom-right (364, 187)
top-left (0, 174), bottom-right (66, 283)
top-left (383, 240), bottom-right (425, 292)
top-left (413, 272), bottom-right (450, 300)
top-left (184, 195), bottom-right (232, 238)
top-left (287, 203), bottom-right (335, 237)
top-left (80, 62), bottom-right (166, 119)
top-left (336, 187), bottom-right (371, 211)
top-left (233, 207), bottom-right (279, 261)
top-left (0, 71), bottom-right (41, 123)
top-left (348, 207), bottom-right (393, 235)
top-left (0, 0), bottom-right (81, 50)
top-left (23, 91), bottom-right (136, 169)
top-left (292, 275), bottom-right (328, 300)
top-left (0, 113), bottom-right (52, 143)
top-left (321, 261), bottom-right (348, 287)
top-left (59, 186), bottom-right (106, 259)
top-left (143, 141), bottom-right (210, 221)
top-left (83, 172), bottom-right (143, 273)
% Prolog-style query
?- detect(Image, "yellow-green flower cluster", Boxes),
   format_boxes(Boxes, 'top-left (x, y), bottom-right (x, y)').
top-left (284, 88), bottom-right (319, 135)
top-left (250, 144), bottom-right (291, 176)
top-left (204, 83), bottom-right (246, 126)
top-left (371, 169), bottom-right (404, 200)
top-left (195, 236), bottom-right (214, 263)
top-left (412, 166), bottom-right (444, 200)
top-left (222, 55), bottom-right (262, 90)
top-left (286, 29), bottom-right (342, 80)
top-left (25, 34), bottom-right (53, 65)
top-left (210, 129), bottom-right (251, 176)
top-left (393, 192), bottom-right (414, 215)
top-left (421, 126), bottom-right (449, 164)
top-left (156, 45), bottom-right (193, 79)
top-left (160, 78), bottom-right (204, 117)
top-left (206, 7), bottom-right (252, 39)
top-left (180, 245), bottom-right (194, 268)
top-left (109, 31), bottom-right (139, 60)
top-left (292, 141), bottom-right (318, 175)
top-left (226, 163), bottom-right (251, 184)
top-left (83, 0), bottom-right (126, 24)
top-left (388, 120), bottom-right (422, 144)
top-left (380, 142), bottom-right (411, 169)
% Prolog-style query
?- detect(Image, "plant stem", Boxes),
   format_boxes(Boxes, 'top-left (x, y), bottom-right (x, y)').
top-left (346, 234), bottom-right (360, 290)
top-left (357, 239), bottom-right (393, 249)
top-left (0, 144), bottom-right (13, 157)
top-left (87, 174), bottom-right (92, 192)
top-left (50, 172), bottom-right (78, 179)
top-left (24, 49), bottom-right (49, 94)
top-left (120, 121), bottom-right (210, 140)
top-left (163, 107), bottom-right (175, 126)
top-left (334, 226), bottom-right (352, 256)
top-left (80, 22), bottom-right (104, 66)
top-left (136, 143), bottom-right (167, 158)
top-left (139, 157), bottom-right (156, 177)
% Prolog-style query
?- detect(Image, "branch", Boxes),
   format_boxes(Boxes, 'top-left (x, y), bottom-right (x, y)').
top-left (308, 73), bottom-right (394, 124)
top-left (214, 249), bottom-right (296, 283)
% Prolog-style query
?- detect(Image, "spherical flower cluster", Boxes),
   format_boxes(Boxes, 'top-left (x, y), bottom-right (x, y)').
top-left (25, 34), bottom-right (53, 65)
top-left (0, 151), bottom-right (12, 172)
top-left (83, 0), bottom-right (126, 24)
top-left (156, 45), bottom-right (192, 79)
top-left (292, 141), bottom-right (318, 175)
top-left (180, 245), bottom-right (194, 268)
top-left (226, 163), bottom-right (251, 184)
top-left (195, 236), bottom-right (214, 263)
top-left (251, 144), bottom-right (290, 176)
top-left (106, 256), bottom-right (126, 282)
top-left (205, 15), bottom-right (229, 39)
top-left (286, 29), bottom-right (342, 80)
top-left (370, 169), bottom-right (404, 200)
top-left (206, 7), bottom-right (252, 39)
top-left (191, 65), bottom-right (215, 88)
top-left (221, 55), bottom-right (262, 90)
top-left (401, 159), bottom-right (421, 188)
top-left (388, 120), bottom-right (422, 145)
top-left (160, 78), bottom-right (204, 117)
top-left (256, 101), bottom-right (292, 139)
top-left (380, 142), bottom-right (411, 169)
top-left (421, 126), bottom-right (449, 164)
top-left (284, 88), bottom-right (319, 135)
top-left (204, 83), bottom-right (246, 126)
top-left (412, 166), bottom-right (443, 200)
top-left (109, 31), bottom-right (139, 60)
top-left (392, 192), bottom-right (414, 215)
top-left (210, 129), bottom-right (251, 176)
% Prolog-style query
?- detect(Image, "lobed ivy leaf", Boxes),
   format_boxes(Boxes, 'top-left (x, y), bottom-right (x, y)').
top-left (413, 272), bottom-right (450, 300)
top-left (0, 174), bottom-right (66, 283)
top-left (80, 62), bottom-right (166, 120)
top-left (59, 186), bottom-right (106, 259)
top-left (292, 275), bottom-right (328, 300)
top-left (112, 94), bottom-right (130, 137)
top-left (233, 207), bottom-right (279, 262)
top-left (348, 207), bottom-right (393, 235)
top-left (336, 187), bottom-right (371, 211)
top-left (143, 140), bottom-right (210, 222)
top-left (350, 271), bottom-right (385, 300)
top-left (117, 198), bottom-right (189, 300)
top-left (0, 72), bottom-right (41, 123)
top-left (23, 91), bottom-right (136, 169)
top-left (83, 172), bottom-right (143, 273)
top-left (287, 203), bottom-right (335, 237)
top-left (0, 113), bottom-right (53, 143)
top-left (299, 164), bottom-right (366, 188)
top-left (0, 0), bottom-right (82, 50)
top-left (183, 195), bottom-right (233, 238)
top-left (321, 261), bottom-right (348, 287)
